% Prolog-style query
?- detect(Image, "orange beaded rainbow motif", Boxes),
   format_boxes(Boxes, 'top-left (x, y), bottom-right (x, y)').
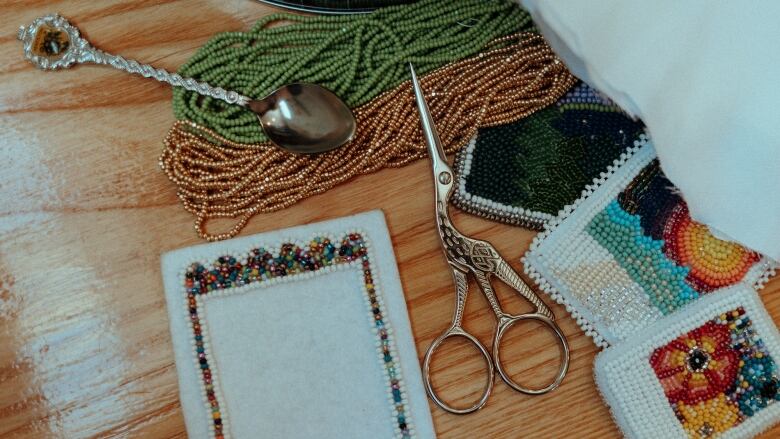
top-left (183, 234), bottom-right (413, 438)
top-left (523, 145), bottom-right (776, 348)
top-left (587, 160), bottom-right (761, 314)
top-left (663, 204), bottom-right (760, 292)
top-left (650, 308), bottom-right (780, 438)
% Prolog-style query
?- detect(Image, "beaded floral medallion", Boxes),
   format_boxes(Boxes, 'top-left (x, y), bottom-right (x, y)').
top-left (524, 140), bottom-right (777, 347)
top-left (651, 308), bottom-right (779, 436)
top-left (452, 81), bottom-right (645, 229)
top-left (595, 286), bottom-right (780, 439)
top-left (170, 229), bottom-right (420, 439)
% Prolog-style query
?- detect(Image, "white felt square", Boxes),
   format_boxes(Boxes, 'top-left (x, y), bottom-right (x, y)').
top-left (161, 210), bottom-right (436, 439)
top-left (202, 268), bottom-right (392, 438)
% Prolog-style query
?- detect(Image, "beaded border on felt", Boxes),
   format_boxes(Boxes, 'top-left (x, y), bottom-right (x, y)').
top-left (594, 287), bottom-right (780, 439)
top-left (178, 231), bottom-right (416, 439)
top-left (521, 136), bottom-right (779, 348)
top-left (451, 133), bottom-right (555, 230)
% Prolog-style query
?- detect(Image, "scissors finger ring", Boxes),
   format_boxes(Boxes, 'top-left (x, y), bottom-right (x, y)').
top-left (493, 313), bottom-right (569, 395)
top-left (422, 268), bottom-right (495, 414)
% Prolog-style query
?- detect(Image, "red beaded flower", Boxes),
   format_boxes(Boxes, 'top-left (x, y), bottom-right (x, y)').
top-left (650, 321), bottom-right (739, 405)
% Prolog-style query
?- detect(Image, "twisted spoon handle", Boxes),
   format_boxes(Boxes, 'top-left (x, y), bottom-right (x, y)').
top-left (80, 47), bottom-right (251, 106)
top-left (17, 14), bottom-right (250, 107)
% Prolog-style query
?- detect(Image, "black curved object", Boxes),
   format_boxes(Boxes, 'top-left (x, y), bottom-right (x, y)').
top-left (256, 0), bottom-right (418, 15)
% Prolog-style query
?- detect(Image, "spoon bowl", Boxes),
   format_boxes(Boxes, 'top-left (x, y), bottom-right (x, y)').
top-left (248, 84), bottom-right (356, 154)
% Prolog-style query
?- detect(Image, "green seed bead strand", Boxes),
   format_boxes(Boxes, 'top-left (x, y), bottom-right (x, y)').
top-left (172, 0), bottom-right (533, 143)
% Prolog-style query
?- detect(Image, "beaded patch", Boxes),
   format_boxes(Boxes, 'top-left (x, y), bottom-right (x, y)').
top-left (452, 81), bottom-right (645, 229)
top-left (182, 233), bottom-right (415, 439)
top-left (595, 285), bottom-right (780, 438)
top-left (523, 140), bottom-right (777, 347)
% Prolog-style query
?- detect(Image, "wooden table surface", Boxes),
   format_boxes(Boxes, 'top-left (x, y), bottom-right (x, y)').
top-left (1, 1), bottom-right (779, 438)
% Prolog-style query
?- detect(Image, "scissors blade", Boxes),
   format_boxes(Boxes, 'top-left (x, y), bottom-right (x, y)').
top-left (409, 63), bottom-right (449, 168)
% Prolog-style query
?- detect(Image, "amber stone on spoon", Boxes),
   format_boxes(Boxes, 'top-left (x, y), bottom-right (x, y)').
top-left (31, 24), bottom-right (70, 57)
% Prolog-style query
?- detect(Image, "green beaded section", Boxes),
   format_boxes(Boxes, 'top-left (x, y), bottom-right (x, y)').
top-left (511, 107), bottom-right (588, 214)
top-left (172, 0), bottom-right (533, 143)
top-left (462, 84), bottom-right (644, 217)
top-left (465, 107), bottom-right (623, 214)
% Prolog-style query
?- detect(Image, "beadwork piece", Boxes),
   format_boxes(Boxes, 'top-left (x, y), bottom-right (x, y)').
top-left (161, 211), bottom-right (435, 439)
top-left (524, 140), bottom-right (777, 347)
top-left (453, 81), bottom-right (645, 229)
top-left (595, 285), bottom-right (780, 439)
top-left (186, 234), bottom-right (413, 438)
top-left (650, 308), bottom-right (780, 434)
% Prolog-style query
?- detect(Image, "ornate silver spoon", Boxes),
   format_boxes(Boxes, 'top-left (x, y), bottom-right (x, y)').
top-left (17, 14), bottom-right (356, 154)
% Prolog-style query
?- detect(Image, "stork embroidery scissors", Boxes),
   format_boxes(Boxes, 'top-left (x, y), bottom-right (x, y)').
top-left (409, 64), bottom-right (570, 414)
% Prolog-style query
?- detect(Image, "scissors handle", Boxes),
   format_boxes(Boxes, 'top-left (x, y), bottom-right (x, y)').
top-left (492, 258), bottom-right (553, 319)
top-left (422, 268), bottom-right (494, 414)
top-left (492, 313), bottom-right (570, 394)
top-left (422, 326), bottom-right (494, 414)
top-left (472, 268), bottom-right (570, 394)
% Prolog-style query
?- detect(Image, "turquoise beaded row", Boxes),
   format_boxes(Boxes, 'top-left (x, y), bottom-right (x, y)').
top-left (587, 200), bottom-right (699, 314)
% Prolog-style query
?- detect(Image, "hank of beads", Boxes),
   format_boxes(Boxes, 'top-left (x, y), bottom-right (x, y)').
top-left (160, 32), bottom-right (576, 241)
top-left (173, 0), bottom-right (534, 143)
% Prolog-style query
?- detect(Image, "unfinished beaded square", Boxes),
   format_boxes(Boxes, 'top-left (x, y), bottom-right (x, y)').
top-left (595, 285), bottom-right (780, 439)
top-left (452, 81), bottom-right (645, 229)
top-left (161, 211), bottom-right (435, 439)
top-left (523, 140), bottom-right (777, 347)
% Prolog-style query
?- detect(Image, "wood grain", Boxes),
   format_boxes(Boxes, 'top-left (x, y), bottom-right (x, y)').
top-left (1, 1), bottom-right (778, 438)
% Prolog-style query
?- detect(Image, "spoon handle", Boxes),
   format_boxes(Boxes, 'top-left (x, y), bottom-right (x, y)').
top-left (18, 14), bottom-right (250, 107)
top-left (81, 47), bottom-right (251, 106)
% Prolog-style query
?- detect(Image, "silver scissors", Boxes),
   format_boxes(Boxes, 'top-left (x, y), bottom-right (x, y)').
top-left (409, 64), bottom-right (570, 414)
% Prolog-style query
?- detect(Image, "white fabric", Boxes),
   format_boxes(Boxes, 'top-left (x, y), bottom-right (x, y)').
top-left (520, 0), bottom-right (780, 260)
top-left (161, 210), bottom-right (436, 439)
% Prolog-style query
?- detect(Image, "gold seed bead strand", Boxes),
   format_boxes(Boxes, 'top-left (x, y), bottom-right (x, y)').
top-left (159, 33), bottom-right (577, 241)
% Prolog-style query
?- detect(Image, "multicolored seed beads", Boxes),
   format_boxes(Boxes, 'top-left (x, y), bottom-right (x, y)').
top-left (524, 142), bottom-right (776, 347)
top-left (650, 308), bottom-right (779, 438)
top-left (183, 233), bottom-right (413, 439)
